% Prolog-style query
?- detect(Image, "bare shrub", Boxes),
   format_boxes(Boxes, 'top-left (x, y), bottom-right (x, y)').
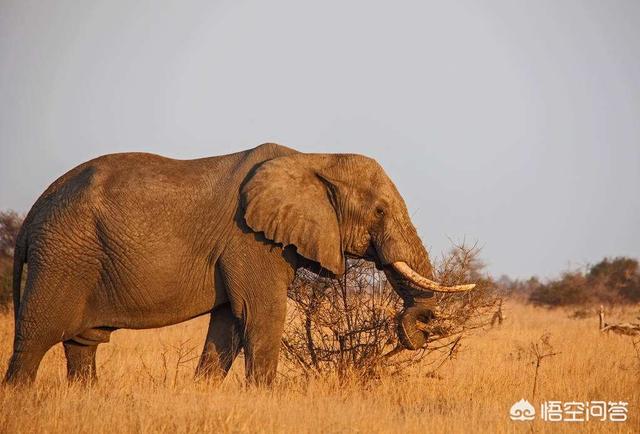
top-left (136, 339), bottom-right (199, 389)
top-left (282, 243), bottom-right (498, 382)
top-left (528, 333), bottom-right (559, 401)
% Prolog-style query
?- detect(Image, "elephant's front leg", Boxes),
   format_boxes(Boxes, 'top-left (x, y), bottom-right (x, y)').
top-left (196, 304), bottom-right (242, 381)
top-left (242, 293), bottom-right (288, 385)
top-left (218, 240), bottom-right (296, 386)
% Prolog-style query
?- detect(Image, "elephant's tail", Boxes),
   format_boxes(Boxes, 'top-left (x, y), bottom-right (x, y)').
top-left (12, 226), bottom-right (27, 324)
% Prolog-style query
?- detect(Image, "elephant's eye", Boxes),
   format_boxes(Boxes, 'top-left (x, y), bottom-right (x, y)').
top-left (375, 206), bottom-right (385, 217)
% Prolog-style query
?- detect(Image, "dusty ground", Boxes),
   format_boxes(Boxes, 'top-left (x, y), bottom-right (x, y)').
top-left (0, 302), bottom-right (638, 433)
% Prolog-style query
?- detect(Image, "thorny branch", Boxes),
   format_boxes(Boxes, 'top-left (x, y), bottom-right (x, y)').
top-left (282, 243), bottom-right (498, 382)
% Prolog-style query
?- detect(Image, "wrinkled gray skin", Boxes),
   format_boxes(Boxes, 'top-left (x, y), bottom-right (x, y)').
top-left (4, 143), bottom-right (437, 386)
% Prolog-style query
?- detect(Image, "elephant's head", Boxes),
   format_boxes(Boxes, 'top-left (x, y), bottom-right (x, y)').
top-left (242, 148), bottom-right (475, 350)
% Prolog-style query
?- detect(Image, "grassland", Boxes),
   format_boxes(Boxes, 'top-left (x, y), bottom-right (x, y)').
top-left (0, 302), bottom-right (638, 433)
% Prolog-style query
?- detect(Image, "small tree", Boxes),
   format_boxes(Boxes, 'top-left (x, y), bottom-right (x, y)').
top-left (282, 243), bottom-right (498, 382)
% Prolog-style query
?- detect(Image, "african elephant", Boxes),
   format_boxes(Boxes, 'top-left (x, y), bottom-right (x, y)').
top-left (4, 143), bottom-right (474, 385)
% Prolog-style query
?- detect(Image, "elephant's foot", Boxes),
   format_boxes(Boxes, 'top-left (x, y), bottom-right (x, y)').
top-left (195, 354), bottom-right (228, 383)
top-left (244, 359), bottom-right (278, 387)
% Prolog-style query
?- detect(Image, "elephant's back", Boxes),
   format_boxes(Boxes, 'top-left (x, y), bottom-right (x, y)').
top-left (23, 144), bottom-right (298, 257)
top-left (24, 153), bottom-right (189, 227)
top-left (21, 153), bottom-right (215, 306)
top-left (23, 153), bottom-right (194, 254)
top-left (32, 143), bottom-right (298, 210)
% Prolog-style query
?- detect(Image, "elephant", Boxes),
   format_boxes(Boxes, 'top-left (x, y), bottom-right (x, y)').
top-left (4, 143), bottom-right (474, 385)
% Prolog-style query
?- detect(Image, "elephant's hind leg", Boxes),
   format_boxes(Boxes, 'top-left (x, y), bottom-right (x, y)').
top-left (63, 341), bottom-right (98, 384)
top-left (5, 276), bottom-right (95, 385)
top-left (196, 304), bottom-right (242, 382)
top-left (5, 298), bottom-right (73, 385)
top-left (4, 347), bottom-right (49, 385)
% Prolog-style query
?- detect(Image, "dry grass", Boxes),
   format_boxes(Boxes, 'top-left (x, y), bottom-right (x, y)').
top-left (1, 302), bottom-right (638, 433)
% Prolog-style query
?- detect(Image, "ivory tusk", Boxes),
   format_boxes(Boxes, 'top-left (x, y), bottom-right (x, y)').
top-left (392, 261), bottom-right (476, 293)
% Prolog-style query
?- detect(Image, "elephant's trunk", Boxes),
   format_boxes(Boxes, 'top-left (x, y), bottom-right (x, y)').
top-left (376, 218), bottom-right (474, 351)
top-left (396, 304), bottom-right (433, 350)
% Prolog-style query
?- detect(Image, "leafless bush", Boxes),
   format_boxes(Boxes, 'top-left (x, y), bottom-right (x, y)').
top-left (136, 339), bottom-right (199, 388)
top-left (528, 333), bottom-right (559, 401)
top-left (282, 243), bottom-right (498, 382)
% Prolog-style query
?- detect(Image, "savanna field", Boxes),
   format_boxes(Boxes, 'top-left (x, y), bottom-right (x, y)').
top-left (0, 302), bottom-right (637, 434)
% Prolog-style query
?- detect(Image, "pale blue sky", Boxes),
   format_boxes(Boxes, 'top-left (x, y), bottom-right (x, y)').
top-left (1, 1), bottom-right (638, 278)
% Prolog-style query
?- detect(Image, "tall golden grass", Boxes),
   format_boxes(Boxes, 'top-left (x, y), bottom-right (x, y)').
top-left (1, 302), bottom-right (638, 433)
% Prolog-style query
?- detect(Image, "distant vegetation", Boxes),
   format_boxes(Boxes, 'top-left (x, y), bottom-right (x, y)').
top-left (0, 210), bottom-right (22, 309)
top-left (497, 257), bottom-right (640, 306)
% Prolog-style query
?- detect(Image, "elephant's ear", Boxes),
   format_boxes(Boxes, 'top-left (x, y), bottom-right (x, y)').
top-left (241, 154), bottom-right (344, 276)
